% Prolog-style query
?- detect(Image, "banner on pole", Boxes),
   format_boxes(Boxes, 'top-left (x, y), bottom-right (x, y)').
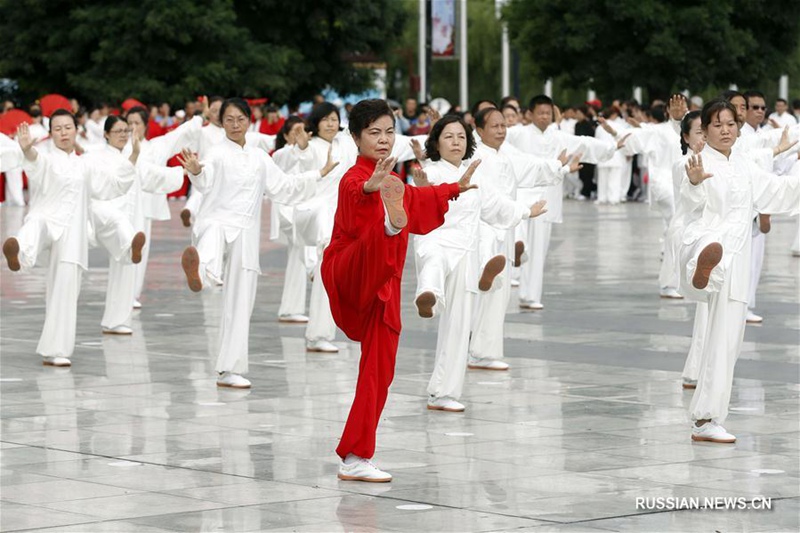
top-left (432, 0), bottom-right (456, 58)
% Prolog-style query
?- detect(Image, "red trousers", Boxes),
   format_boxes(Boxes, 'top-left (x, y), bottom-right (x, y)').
top-left (325, 222), bottom-right (403, 460)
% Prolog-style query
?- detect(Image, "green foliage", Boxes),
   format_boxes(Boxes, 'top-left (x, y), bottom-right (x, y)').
top-left (0, 0), bottom-right (407, 105)
top-left (504, 0), bottom-right (800, 101)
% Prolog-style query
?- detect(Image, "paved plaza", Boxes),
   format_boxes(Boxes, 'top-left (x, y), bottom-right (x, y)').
top-left (1, 199), bottom-right (798, 532)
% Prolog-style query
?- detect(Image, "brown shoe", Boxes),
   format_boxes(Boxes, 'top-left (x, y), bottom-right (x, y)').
top-left (3, 237), bottom-right (20, 272)
top-left (380, 176), bottom-right (407, 230)
top-left (514, 241), bottom-right (525, 267)
top-left (692, 242), bottom-right (723, 290)
top-left (181, 246), bottom-right (203, 292)
top-left (131, 232), bottom-right (146, 264)
top-left (180, 208), bottom-right (192, 228)
top-left (479, 255), bottom-right (506, 291)
top-left (758, 214), bottom-right (771, 234)
top-left (415, 291), bottom-right (436, 318)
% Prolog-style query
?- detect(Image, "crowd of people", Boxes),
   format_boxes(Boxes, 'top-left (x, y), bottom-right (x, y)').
top-left (1, 87), bottom-right (799, 483)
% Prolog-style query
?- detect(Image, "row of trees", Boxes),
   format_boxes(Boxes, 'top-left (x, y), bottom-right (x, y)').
top-left (1, 0), bottom-right (799, 108)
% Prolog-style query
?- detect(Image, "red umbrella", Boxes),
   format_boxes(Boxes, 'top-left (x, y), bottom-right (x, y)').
top-left (122, 98), bottom-right (146, 112)
top-left (39, 94), bottom-right (72, 117)
top-left (0, 109), bottom-right (33, 136)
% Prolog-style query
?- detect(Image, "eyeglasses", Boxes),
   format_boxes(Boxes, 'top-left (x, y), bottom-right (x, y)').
top-left (749, 105), bottom-right (767, 111)
top-left (109, 128), bottom-right (130, 135)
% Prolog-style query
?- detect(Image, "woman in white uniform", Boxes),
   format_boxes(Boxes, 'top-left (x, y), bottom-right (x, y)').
top-left (678, 99), bottom-right (800, 443)
top-left (177, 98), bottom-right (337, 389)
top-left (2, 112), bottom-right (136, 366)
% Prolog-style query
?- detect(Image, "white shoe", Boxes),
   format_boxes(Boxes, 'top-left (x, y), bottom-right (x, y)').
top-left (337, 456), bottom-right (392, 483)
top-left (691, 421), bottom-right (736, 443)
top-left (279, 314), bottom-right (309, 323)
top-left (103, 325), bottom-right (133, 335)
top-left (42, 356), bottom-right (71, 367)
top-left (510, 279), bottom-right (520, 287)
top-left (307, 340), bottom-right (339, 353)
top-left (659, 287), bottom-right (684, 299)
top-left (427, 396), bottom-right (465, 412)
top-left (519, 300), bottom-right (544, 310)
top-left (468, 357), bottom-right (509, 371)
top-left (217, 372), bottom-right (251, 389)
top-left (746, 311), bottom-right (763, 324)
top-left (682, 378), bottom-right (697, 390)
top-left (133, 300), bottom-right (142, 309)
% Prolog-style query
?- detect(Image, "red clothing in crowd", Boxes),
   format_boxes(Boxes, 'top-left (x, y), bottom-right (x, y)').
top-left (322, 155), bottom-right (460, 459)
top-left (259, 117), bottom-right (285, 136)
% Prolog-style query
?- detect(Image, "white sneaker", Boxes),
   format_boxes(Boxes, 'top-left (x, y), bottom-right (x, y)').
top-left (103, 325), bottom-right (133, 335)
top-left (659, 287), bottom-right (684, 299)
top-left (682, 378), bottom-right (697, 390)
top-left (217, 372), bottom-right (251, 389)
top-left (510, 279), bottom-right (520, 287)
top-left (519, 300), bottom-right (544, 310)
top-left (427, 396), bottom-right (465, 412)
top-left (133, 300), bottom-right (142, 309)
top-left (691, 421), bottom-right (736, 443)
top-left (306, 340), bottom-right (339, 353)
top-left (42, 356), bottom-right (71, 367)
top-left (279, 314), bottom-right (309, 323)
top-left (468, 357), bottom-right (509, 371)
top-left (746, 311), bottom-right (763, 324)
top-left (337, 456), bottom-right (392, 483)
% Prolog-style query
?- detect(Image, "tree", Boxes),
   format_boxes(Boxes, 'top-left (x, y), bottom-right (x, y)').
top-left (0, 0), bottom-right (407, 106)
top-left (503, 0), bottom-right (800, 101)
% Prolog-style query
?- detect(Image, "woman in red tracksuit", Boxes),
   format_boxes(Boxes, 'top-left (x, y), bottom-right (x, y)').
top-left (322, 99), bottom-right (479, 482)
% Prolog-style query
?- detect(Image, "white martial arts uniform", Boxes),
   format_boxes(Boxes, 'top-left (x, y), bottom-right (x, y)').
top-left (270, 143), bottom-right (316, 318)
top-left (133, 116), bottom-right (204, 301)
top-left (468, 142), bottom-right (568, 363)
top-left (188, 136), bottom-right (319, 375)
top-left (622, 122), bottom-right (683, 291)
top-left (2, 125), bottom-right (47, 206)
top-left (285, 131), bottom-right (421, 347)
top-left (678, 145), bottom-right (800, 423)
top-left (506, 123), bottom-right (617, 307)
top-left (88, 144), bottom-right (185, 331)
top-left (5, 144), bottom-right (135, 359)
top-left (415, 158), bottom-right (531, 401)
top-left (595, 117), bottom-right (630, 204)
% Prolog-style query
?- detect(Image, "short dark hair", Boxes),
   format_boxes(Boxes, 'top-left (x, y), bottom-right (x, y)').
top-left (275, 115), bottom-right (306, 151)
top-left (208, 95), bottom-right (225, 106)
top-left (793, 99), bottom-right (800, 110)
top-left (743, 90), bottom-right (766, 106)
top-left (348, 99), bottom-right (394, 139)
top-left (49, 109), bottom-right (78, 130)
top-left (103, 115), bottom-right (126, 134)
top-left (776, 98), bottom-right (788, 105)
top-left (424, 114), bottom-right (476, 162)
top-left (499, 95), bottom-right (520, 109)
top-left (470, 99), bottom-right (497, 118)
top-left (308, 102), bottom-right (341, 136)
top-left (474, 106), bottom-right (503, 129)
top-left (219, 97), bottom-right (251, 123)
top-left (701, 99), bottom-right (737, 130)
top-left (679, 110), bottom-right (701, 155)
top-left (650, 104), bottom-right (667, 123)
top-left (126, 106), bottom-right (149, 133)
top-left (528, 94), bottom-right (554, 110)
top-left (721, 90), bottom-right (744, 102)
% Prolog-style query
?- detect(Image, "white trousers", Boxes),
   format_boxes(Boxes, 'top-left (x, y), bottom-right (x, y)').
top-left (681, 302), bottom-right (708, 381)
top-left (596, 167), bottom-right (620, 204)
top-left (306, 256), bottom-right (336, 342)
top-left (519, 218), bottom-right (551, 305)
top-left (185, 189), bottom-right (203, 214)
top-left (133, 218), bottom-right (153, 301)
top-left (278, 236), bottom-right (309, 317)
top-left (791, 216), bottom-right (800, 255)
top-left (654, 194), bottom-right (678, 290)
top-left (469, 270), bottom-right (510, 361)
top-left (426, 255), bottom-right (473, 400)
top-left (93, 205), bottom-right (135, 330)
top-left (196, 227), bottom-right (258, 375)
top-left (4, 168), bottom-right (25, 206)
top-left (689, 273), bottom-right (747, 423)
top-left (618, 162), bottom-right (632, 202)
top-left (15, 216), bottom-right (82, 359)
top-left (748, 227), bottom-right (765, 311)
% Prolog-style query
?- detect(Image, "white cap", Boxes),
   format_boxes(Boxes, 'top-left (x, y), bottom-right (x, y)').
top-left (690, 95), bottom-right (703, 107)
